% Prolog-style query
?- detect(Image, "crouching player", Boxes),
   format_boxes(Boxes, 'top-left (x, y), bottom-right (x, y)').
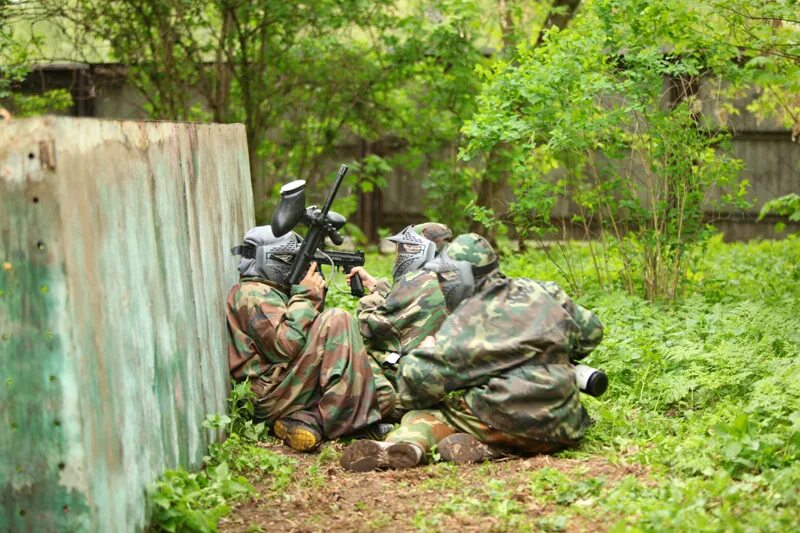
top-left (340, 233), bottom-right (603, 470)
top-left (347, 223), bottom-right (452, 418)
top-left (227, 226), bottom-right (385, 451)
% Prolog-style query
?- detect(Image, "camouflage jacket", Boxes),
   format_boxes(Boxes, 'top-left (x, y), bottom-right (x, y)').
top-left (357, 277), bottom-right (393, 308)
top-left (357, 270), bottom-right (448, 367)
top-left (226, 277), bottom-right (322, 380)
top-left (396, 276), bottom-right (603, 443)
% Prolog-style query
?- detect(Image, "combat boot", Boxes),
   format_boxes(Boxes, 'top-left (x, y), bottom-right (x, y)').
top-left (273, 418), bottom-right (322, 452)
top-left (436, 433), bottom-right (505, 464)
top-left (350, 422), bottom-right (395, 441)
top-left (340, 440), bottom-right (425, 472)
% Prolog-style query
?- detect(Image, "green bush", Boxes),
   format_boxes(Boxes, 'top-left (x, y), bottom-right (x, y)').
top-left (462, 0), bottom-right (799, 301)
top-left (759, 193), bottom-right (800, 234)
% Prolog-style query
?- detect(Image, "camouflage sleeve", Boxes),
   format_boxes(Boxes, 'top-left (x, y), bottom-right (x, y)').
top-left (396, 334), bottom-right (490, 410)
top-left (395, 344), bottom-right (452, 410)
top-left (570, 304), bottom-right (603, 358)
top-left (537, 281), bottom-right (603, 359)
top-left (373, 278), bottom-right (392, 297)
top-left (356, 278), bottom-right (392, 339)
top-left (248, 284), bottom-right (322, 363)
top-left (357, 271), bottom-right (448, 354)
top-left (355, 277), bottom-right (391, 315)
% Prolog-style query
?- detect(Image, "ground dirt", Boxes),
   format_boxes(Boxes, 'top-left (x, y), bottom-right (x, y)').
top-left (220, 440), bottom-right (648, 533)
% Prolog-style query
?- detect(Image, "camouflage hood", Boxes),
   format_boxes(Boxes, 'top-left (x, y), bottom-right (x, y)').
top-left (414, 222), bottom-right (452, 253)
top-left (446, 233), bottom-right (499, 289)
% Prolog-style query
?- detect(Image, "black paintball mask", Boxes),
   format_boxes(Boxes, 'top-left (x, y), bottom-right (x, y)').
top-left (231, 226), bottom-right (303, 286)
top-left (422, 251), bottom-right (475, 311)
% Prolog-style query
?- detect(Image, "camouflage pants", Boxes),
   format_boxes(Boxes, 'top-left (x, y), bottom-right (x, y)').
top-left (386, 398), bottom-right (567, 455)
top-left (367, 349), bottom-right (399, 390)
top-left (367, 357), bottom-right (399, 420)
top-left (365, 348), bottom-right (407, 420)
top-left (251, 308), bottom-right (384, 439)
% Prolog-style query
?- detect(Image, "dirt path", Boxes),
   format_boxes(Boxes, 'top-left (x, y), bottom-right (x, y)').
top-left (220, 441), bottom-right (647, 533)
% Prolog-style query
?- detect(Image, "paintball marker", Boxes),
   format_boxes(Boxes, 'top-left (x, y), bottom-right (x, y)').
top-left (271, 164), bottom-right (365, 297)
top-left (313, 249), bottom-right (365, 293)
top-left (573, 362), bottom-right (608, 397)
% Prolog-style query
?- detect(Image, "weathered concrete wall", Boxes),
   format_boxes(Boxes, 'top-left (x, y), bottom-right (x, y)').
top-left (0, 117), bottom-right (254, 531)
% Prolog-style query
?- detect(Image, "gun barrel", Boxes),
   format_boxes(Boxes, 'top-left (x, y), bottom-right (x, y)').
top-left (321, 165), bottom-right (348, 214)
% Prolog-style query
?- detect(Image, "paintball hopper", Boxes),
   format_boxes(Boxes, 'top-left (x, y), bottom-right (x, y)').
top-left (271, 179), bottom-right (347, 246)
top-left (272, 180), bottom-right (307, 237)
top-left (574, 363), bottom-right (608, 397)
top-left (268, 164), bottom-right (354, 290)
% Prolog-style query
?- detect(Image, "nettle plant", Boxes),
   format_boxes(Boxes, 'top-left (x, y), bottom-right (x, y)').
top-left (461, 0), bottom-right (799, 301)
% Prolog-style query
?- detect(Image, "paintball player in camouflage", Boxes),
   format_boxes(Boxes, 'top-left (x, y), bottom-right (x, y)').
top-left (227, 225), bottom-right (385, 452)
top-left (345, 224), bottom-right (452, 416)
top-left (340, 233), bottom-right (604, 470)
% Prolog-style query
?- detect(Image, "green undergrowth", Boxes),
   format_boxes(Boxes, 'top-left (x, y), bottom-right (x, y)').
top-left (146, 381), bottom-right (296, 532)
top-left (499, 235), bottom-right (800, 531)
top-left (378, 235), bottom-right (800, 531)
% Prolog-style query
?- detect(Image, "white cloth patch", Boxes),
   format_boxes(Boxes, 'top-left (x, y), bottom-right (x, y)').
top-left (384, 352), bottom-right (401, 365)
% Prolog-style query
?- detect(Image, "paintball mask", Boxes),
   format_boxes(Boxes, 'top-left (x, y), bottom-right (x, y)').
top-left (231, 225), bottom-right (303, 285)
top-left (422, 252), bottom-right (475, 311)
top-left (387, 225), bottom-right (436, 282)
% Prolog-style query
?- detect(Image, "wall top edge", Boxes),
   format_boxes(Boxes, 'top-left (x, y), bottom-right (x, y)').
top-left (0, 115), bottom-right (246, 131)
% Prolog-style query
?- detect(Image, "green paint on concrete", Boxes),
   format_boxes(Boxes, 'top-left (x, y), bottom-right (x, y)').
top-left (0, 117), bottom-right (254, 531)
top-left (0, 179), bottom-right (90, 530)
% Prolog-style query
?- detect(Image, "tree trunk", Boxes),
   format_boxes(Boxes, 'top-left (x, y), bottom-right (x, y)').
top-left (535, 0), bottom-right (582, 46)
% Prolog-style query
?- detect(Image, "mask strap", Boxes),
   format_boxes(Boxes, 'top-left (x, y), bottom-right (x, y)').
top-left (472, 260), bottom-right (498, 277)
top-left (232, 243), bottom-right (298, 261)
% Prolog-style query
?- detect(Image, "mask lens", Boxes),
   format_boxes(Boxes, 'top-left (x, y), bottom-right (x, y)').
top-left (398, 243), bottom-right (424, 255)
top-left (272, 254), bottom-right (294, 264)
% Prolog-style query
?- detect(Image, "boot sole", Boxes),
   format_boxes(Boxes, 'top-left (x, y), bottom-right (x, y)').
top-left (273, 420), bottom-right (289, 440)
top-left (340, 440), bottom-right (389, 472)
top-left (438, 433), bottom-right (497, 464)
top-left (274, 420), bottom-right (320, 452)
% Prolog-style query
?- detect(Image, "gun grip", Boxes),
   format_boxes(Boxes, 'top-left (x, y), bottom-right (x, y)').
top-left (349, 271), bottom-right (364, 297)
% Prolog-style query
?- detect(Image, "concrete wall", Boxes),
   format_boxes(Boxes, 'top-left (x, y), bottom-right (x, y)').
top-left (0, 117), bottom-right (254, 531)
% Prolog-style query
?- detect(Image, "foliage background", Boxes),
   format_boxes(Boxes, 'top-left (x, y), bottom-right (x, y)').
top-left (5, 0), bottom-right (798, 300)
top-left (3, 1), bottom-right (800, 529)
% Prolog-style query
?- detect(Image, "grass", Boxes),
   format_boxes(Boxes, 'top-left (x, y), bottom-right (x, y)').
top-left (147, 382), bottom-right (296, 532)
